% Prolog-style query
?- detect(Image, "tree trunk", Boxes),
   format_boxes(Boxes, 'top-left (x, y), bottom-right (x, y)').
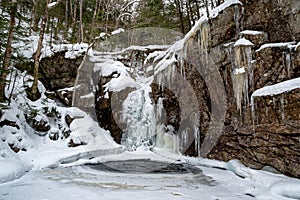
top-left (92, 0), bottom-right (100, 24)
top-left (187, 0), bottom-right (195, 26)
top-left (65, 0), bottom-right (68, 37)
top-left (70, 0), bottom-right (77, 43)
top-left (204, 0), bottom-right (211, 25)
top-left (195, 0), bottom-right (201, 19)
top-left (174, 0), bottom-right (185, 34)
top-left (0, 1), bottom-right (17, 102)
top-left (32, 0), bottom-right (40, 32)
top-left (79, 0), bottom-right (83, 43)
top-left (185, 0), bottom-right (192, 30)
top-left (31, 0), bottom-right (50, 100)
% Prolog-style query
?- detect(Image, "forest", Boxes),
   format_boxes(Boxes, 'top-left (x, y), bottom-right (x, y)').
top-left (0, 0), bottom-right (300, 199)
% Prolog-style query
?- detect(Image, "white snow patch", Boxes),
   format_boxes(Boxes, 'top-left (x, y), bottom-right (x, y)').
top-left (104, 76), bottom-right (140, 92)
top-left (93, 60), bottom-right (128, 76)
top-left (80, 92), bottom-right (94, 99)
top-left (100, 32), bottom-right (106, 38)
top-left (295, 42), bottom-right (300, 51)
top-left (256, 42), bottom-right (295, 52)
top-left (47, 2), bottom-right (58, 9)
top-left (252, 77), bottom-right (300, 97)
top-left (111, 28), bottom-right (125, 35)
top-left (233, 67), bottom-right (246, 74)
top-left (240, 30), bottom-right (264, 35)
top-left (234, 38), bottom-right (254, 47)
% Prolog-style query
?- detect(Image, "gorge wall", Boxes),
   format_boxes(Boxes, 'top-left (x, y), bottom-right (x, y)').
top-left (182, 0), bottom-right (300, 177)
top-left (39, 0), bottom-right (300, 177)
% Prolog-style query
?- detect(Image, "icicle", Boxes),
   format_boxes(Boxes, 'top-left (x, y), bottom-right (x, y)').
top-left (200, 23), bottom-right (210, 50)
top-left (232, 41), bottom-right (253, 113)
top-left (272, 97), bottom-right (276, 109)
top-left (172, 64), bottom-right (176, 81)
top-left (246, 47), bottom-right (254, 89)
top-left (250, 95), bottom-right (256, 127)
top-left (232, 72), bottom-right (245, 113)
top-left (280, 95), bottom-right (285, 121)
top-left (168, 65), bottom-right (172, 88)
top-left (156, 97), bottom-right (164, 120)
top-left (193, 112), bottom-right (200, 156)
top-left (285, 52), bottom-right (291, 78)
top-left (234, 5), bottom-right (241, 34)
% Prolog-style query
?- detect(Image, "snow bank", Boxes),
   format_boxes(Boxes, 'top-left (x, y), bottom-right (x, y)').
top-left (0, 141), bottom-right (29, 184)
top-left (0, 160), bottom-right (27, 184)
top-left (0, 70), bottom-right (125, 182)
top-left (186, 157), bottom-right (300, 200)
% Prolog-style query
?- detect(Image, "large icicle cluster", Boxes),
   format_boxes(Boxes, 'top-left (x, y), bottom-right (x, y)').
top-left (232, 38), bottom-right (254, 113)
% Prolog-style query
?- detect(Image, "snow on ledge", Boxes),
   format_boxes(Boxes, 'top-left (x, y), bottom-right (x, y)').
top-left (111, 28), bottom-right (125, 36)
top-left (256, 42), bottom-right (295, 52)
top-left (252, 77), bottom-right (300, 97)
top-left (234, 38), bottom-right (254, 47)
top-left (240, 30), bottom-right (264, 35)
top-left (209, 0), bottom-right (243, 18)
top-left (184, 0), bottom-right (242, 42)
top-left (233, 67), bottom-right (246, 75)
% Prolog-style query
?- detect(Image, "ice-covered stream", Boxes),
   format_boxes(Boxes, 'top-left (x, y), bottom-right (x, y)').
top-left (1, 156), bottom-right (300, 200)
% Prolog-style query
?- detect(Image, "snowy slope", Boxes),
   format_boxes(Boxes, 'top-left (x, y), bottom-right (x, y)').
top-left (0, 70), bottom-right (123, 183)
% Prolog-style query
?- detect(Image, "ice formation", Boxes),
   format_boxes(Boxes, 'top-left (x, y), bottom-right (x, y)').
top-left (232, 38), bottom-right (253, 113)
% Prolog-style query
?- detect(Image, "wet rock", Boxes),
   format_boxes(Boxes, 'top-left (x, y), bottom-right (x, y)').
top-left (177, 0), bottom-right (300, 178)
top-left (0, 120), bottom-right (20, 130)
top-left (68, 139), bottom-right (87, 147)
top-left (39, 50), bottom-right (83, 106)
top-left (26, 116), bottom-right (51, 134)
top-left (65, 114), bottom-right (74, 127)
top-left (49, 129), bottom-right (59, 141)
top-left (239, 30), bottom-right (268, 50)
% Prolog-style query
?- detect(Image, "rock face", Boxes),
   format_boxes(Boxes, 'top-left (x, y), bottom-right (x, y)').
top-left (42, 0), bottom-right (299, 177)
top-left (178, 0), bottom-right (300, 178)
top-left (39, 51), bottom-right (84, 106)
top-left (91, 0), bottom-right (300, 177)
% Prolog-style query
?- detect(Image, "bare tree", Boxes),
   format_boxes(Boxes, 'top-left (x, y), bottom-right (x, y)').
top-left (174, 0), bottom-right (185, 34)
top-left (0, 0), bottom-right (17, 102)
top-left (65, 0), bottom-right (69, 37)
top-left (114, 0), bottom-right (137, 29)
top-left (31, 0), bottom-right (60, 100)
top-left (92, 0), bottom-right (101, 24)
top-left (79, 0), bottom-right (83, 43)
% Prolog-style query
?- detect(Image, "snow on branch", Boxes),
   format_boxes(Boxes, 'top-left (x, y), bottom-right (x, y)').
top-left (47, 1), bottom-right (60, 9)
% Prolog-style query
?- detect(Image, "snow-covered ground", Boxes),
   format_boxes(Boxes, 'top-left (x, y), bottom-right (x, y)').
top-left (1, 151), bottom-right (300, 200)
